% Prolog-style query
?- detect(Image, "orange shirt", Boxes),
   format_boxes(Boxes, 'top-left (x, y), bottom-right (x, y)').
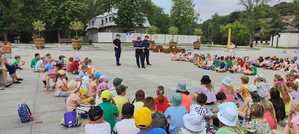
top-left (181, 93), bottom-right (191, 112)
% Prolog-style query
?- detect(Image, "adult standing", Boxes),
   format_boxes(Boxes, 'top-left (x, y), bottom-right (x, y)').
top-left (142, 35), bottom-right (151, 65)
top-left (113, 34), bottom-right (122, 66)
top-left (133, 37), bottom-right (145, 68)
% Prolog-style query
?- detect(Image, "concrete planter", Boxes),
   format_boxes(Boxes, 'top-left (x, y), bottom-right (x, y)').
top-left (72, 39), bottom-right (81, 50)
top-left (193, 40), bottom-right (201, 49)
top-left (34, 37), bottom-right (45, 49)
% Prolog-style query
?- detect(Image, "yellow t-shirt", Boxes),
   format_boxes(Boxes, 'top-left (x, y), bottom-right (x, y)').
top-left (113, 95), bottom-right (129, 114)
top-left (240, 84), bottom-right (250, 98)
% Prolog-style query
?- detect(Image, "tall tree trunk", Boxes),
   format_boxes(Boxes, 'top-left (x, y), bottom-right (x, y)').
top-left (276, 36), bottom-right (279, 48)
top-left (3, 32), bottom-right (8, 41)
top-left (57, 31), bottom-right (61, 43)
top-left (249, 34), bottom-right (253, 48)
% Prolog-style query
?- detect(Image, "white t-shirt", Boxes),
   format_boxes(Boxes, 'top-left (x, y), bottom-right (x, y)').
top-left (114, 119), bottom-right (140, 134)
top-left (85, 122), bottom-right (111, 134)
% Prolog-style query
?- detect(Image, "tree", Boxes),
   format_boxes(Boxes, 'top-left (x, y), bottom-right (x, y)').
top-left (194, 28), bottom-right (203, 36)
top-left (239, 0), bottom-right (273, 47)
top-left (69, 20), bottom-right (84, 39)
top-left (221, 21), bottom-right (249, 46)
top-left (294, 0), bottom-right (299, 29)
top-left (147, 26), bottom-right (160, 34)
top-left (114, 0), bottom-right (146, 32)
top-left (0, 0), bottom-right (24, 41)
top-left (40, 0), bottom-right (89, 40)
top-left (170, 0), bottom-right (197, 35)
top-left (141, 0), bottom-right (170, 34)
top-left (168, 26), bottom-right (179, 42)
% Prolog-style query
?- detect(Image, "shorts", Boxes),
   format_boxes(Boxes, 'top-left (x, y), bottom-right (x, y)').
top-left (5, 64), bottom-right (16, 75)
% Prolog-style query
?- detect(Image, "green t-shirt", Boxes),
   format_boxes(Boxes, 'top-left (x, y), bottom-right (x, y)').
top-left (12, 59), bottom-right (20, 65)
top-left (252, 65), bottom-right (257, 75)
top-left (98, 101), bottom-right (118, 128)
top-left (226, 60), bottom-right (233, 68)
top-left (216, 126), bottom-right (244, 134)
top-left (30, 58), bottom-right (38, 68)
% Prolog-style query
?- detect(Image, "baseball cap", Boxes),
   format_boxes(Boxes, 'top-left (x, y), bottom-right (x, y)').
top-left (57, 70), bottom-right (66, 75)
top-left (113, 78), bottom-right (123, 87)
top-left (134, 107), bottom-right (152, 129)
top-left (101, 90), bottom-right (112, 101)
top-left (122, 103), bottom-right (135, 117)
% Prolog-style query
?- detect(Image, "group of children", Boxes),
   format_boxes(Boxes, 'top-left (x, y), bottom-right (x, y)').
top-left (171, 51), bottom-right (299, 76)
top-left (28, 52), bottom-right (299, 134)
top-left (171, 52), bottom-right (258, 75)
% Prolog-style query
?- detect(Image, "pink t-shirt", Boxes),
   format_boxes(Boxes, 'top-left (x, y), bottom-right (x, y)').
top-left (264, 111), bottom-right (277, 129)
top-left (66, 93), bottom-right (80, 112)
top-left (220, 85), bottom-right (235, 102)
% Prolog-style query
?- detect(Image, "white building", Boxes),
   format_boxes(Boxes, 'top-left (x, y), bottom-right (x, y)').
top-left (86, 8), bottom-right (151, 33)
top-left (272, 33), bottom-right (299, 48)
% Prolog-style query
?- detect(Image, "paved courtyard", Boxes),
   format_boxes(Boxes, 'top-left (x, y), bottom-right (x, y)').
top-left (0, 45), bottom-right (297, 134)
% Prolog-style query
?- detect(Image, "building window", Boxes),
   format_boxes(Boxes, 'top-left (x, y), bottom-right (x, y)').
top-left (105, 18), bottom-right (108, 23)
top-left (91, 20), bottom-right (95, 26)
top-left (109, 17), bottom-right (113, 22)
top-left (101, 19), bottom-right (104, 25)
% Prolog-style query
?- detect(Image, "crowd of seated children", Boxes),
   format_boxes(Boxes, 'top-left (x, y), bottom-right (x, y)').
top-left (28, 52), bottom-right (299, 134)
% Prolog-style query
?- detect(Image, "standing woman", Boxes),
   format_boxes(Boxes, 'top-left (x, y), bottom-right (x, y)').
top-left (113, 34), bottom-right (122, 66)
top-left (142, 35), bottom-right (151, 65)
top-left (133, 37), bottom-right (145, 69)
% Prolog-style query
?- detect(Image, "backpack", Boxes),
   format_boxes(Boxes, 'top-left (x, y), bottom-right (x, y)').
top-left (17, 103), bottom-right (32, 123)
top-left (63, 111), bottom-right (80, 128)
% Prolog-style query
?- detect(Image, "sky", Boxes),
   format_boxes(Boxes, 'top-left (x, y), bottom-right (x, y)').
top-left (152, 0), bottom-right (293, 22)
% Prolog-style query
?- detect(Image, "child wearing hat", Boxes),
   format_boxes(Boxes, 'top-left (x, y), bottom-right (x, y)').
top-left (111, 77), bottom-right (123, 97)
top-left (220, 77), bottom-right (235, 102)
top-left (114, 103), bottom-right (140, 134)
top-left (98, 90), bottom-right (119, 129)
top-left (197, 75), bottom-right (216, 105)
top-left (113, 84), bottom-right (129, 114)
top-left (155, 86), bottom-right (170, 113)
top-left (216, 102), bottom-right (244, 134)
top-left (164, 93), bottom-right (187, 134)
top-left (55, 70), bottom-right (69, 97)
top-left (179, 113), bottom-right (206, 134)
top-left (176, 82), bottom-right (191, 112)
top-left (66, 80), bottom-right (82, 112)
top-left (88, 72), bottom-right (102, 98)
top-left (134, 107), bottom-right (167, 134)
top-left (85, 106), bottom-right (111, 134)
top-left (239, 75), bottom-right (250, 99)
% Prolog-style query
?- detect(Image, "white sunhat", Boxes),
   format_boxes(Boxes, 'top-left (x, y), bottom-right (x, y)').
top-left (217, 102), bottom-right (238, 127)
top-left (221, 77), bottom-right (233, 87)
top-left (183, 112), bottom-right (206, 133)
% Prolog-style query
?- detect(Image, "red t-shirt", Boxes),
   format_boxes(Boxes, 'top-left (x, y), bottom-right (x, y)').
top-left (69, 61), bottom-right (79, 72)
top-left (154, 96), bottom-right (170, 113)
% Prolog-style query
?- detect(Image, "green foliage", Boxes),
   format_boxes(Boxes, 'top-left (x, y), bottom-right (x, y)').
top-left (32, 20), bottom-right (46, 37)
top-left (168, 26), bottom-right (179, 35)
top-left (170, 0), bottom-right (197, 35)
top-left (194, 28), bottom-right (203, 36)
top-left (147, 26), bottom-right (160, 34)
top-left (294, 0), bottom-right (299, 29)
top-left (220, 21), bottom-right (249, 45)
top-left (69, 20), bottom-right (84, 38)
top-left (114, 0), bottom-right (145, 32)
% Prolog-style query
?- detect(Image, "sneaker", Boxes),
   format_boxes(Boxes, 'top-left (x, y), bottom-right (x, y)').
top-left (17, 78), bottom-right (23, 81)
top-left (13, 81), bottom-right (21, 84)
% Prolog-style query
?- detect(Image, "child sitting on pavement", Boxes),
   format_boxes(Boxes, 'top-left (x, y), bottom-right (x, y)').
top-left (98, 90), bottom-right (119, 129)
top-left (113, 84), bottom-right (129, 115)
top-left (85, 106), bottom-right (111, 134)
top-left (154, 85), bottom-right (170, 113)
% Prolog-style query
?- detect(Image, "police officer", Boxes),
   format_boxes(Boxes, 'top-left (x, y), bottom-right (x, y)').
top-left (142, 35), bottom-right (151, 65)
top-left (113, 34), bottom-right (121, 66)
top-left (133, 37), bottom-right (145, 68)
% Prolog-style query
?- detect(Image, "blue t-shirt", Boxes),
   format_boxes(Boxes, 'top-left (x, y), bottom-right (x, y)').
top-left (45, 63), bottom-right (54, 72)
top-left (137, 128), bottom-right (167, 134)
top-left (164, 106), bottom-right (187, 134)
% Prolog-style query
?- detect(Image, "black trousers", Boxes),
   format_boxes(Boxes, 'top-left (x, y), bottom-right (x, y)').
top-left (114, 48), bottom-right (121, 65)
top-left (135, 49), bottom-right (145, 68)
top-left (144, 49), bottom-right (150, 64)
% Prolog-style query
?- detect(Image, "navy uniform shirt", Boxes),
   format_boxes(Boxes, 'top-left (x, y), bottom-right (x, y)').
top-left (142, 39), bottom-right (150, 49)
top-left (133, 40), bottom-right (144, 49)
top-left (113, 39), bottom-right (121, 50)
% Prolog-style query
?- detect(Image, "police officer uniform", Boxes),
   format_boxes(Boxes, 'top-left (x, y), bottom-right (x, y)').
top-left (113, 35), bottom-right (121, 66)
top-left (134, 37), bottom-right (145, 68)
top-left (142, 36), bottom-right (151, 65)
